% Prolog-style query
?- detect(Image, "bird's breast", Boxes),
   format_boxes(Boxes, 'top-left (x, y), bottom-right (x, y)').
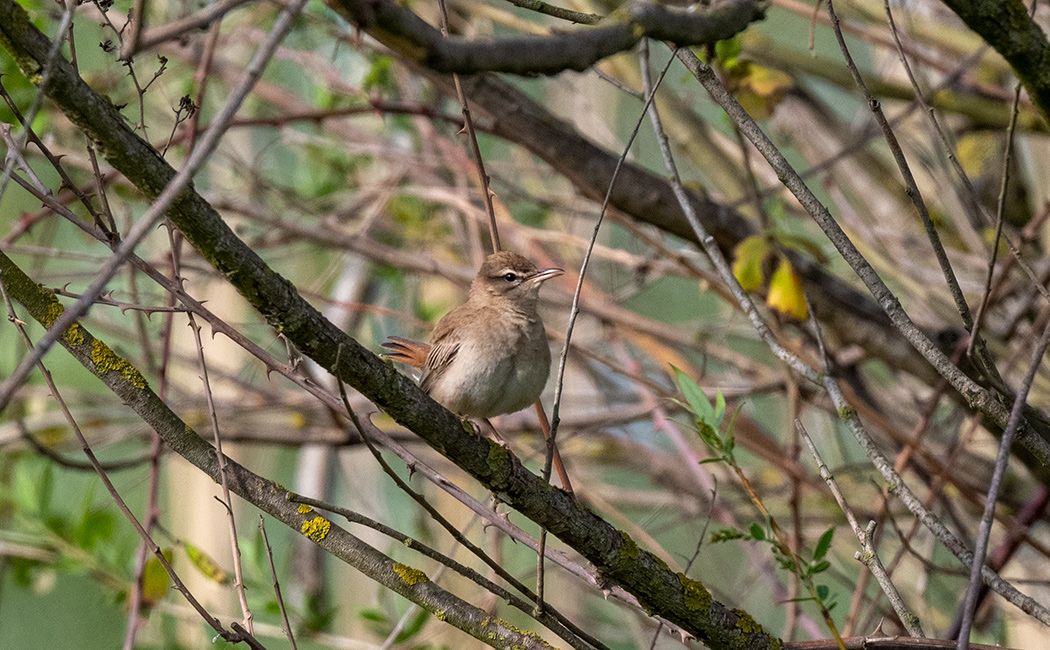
top-left (427, 316), bottom-right (551, 418)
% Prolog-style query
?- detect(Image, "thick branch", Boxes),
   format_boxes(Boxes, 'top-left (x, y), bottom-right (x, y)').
top-left (327, 0), bottom-right (767, 75)
top-left (0, 251), bottom-right (553, 650)
top-left (940, 0), bottom-right (1050, 122)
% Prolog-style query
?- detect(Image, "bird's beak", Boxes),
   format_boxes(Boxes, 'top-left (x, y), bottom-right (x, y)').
top-left (530, 268), bottom-right (564, 285)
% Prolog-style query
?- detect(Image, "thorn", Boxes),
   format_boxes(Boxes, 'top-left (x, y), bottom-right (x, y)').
top-left (870, 619), bottom-right (885, 637)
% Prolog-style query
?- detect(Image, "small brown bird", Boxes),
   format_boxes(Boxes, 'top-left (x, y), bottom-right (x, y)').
top-left (383, 251), bottom-right (573, 492)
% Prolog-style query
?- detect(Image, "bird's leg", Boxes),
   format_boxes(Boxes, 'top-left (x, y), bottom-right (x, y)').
top-left (480, 417), bottom-right (508, 445)
top-left (533, 401), bottom-right (574, 496)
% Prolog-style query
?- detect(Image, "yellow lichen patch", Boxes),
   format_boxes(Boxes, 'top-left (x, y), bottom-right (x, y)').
top-left (679, 574), bottom-right (712, 612)
top-left (63, 322), bottom-right (84, 346)
top-left (90, 339), bottom-right (148, 388)
top-left (300, 516), bottom-right (331, 542)
top-left (391, 562), bottom-right (428, 585)
top-left (734, 608), bottom-right (762, 634)
top-left (43, 300), bottom-right (64, 328)
top-left (297, 504), bottom-right (314, 514)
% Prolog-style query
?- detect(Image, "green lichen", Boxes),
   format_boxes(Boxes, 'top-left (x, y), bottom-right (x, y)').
top-left (90, 339), bottom-right (149, 388)
top-left (618, 531), bottom-right (640, 561)
top-left (297, 504), bottom-right (314, 514)
top-left (435, 610), bottom-right (446, 621)
top-left (486, 441), bottom-right (512, 482)
top-left (392, 562), bottom-right (428, 585)
top-left (679, 574), bottom-right (712, 613)
top-left (837, 405), bottom-right (857, 420)
top-left (300, 516), bottom-right (331, 541)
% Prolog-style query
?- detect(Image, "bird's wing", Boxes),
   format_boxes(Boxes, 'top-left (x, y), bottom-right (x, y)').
top-left (419, 309), bottom-right (465, 393)
top-left (419, 339), bottom-right (459, 393)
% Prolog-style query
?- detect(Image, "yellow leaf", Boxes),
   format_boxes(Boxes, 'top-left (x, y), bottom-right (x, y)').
top-left (726, 62), bottom-right (792, 120)
top-left (748, 65), bottom-right (793, 98)
top-left (141, 550), bottom-right (173, 609)
top-left (767, 257), bottom-right (809, 320)
top-left (733, 235), bottom-right (771, 291)
top-left (185, 542), bottom-right (232, 585)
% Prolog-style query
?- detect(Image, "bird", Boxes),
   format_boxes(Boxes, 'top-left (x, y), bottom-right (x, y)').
top-left (383, 251), bottom-right (573, 492)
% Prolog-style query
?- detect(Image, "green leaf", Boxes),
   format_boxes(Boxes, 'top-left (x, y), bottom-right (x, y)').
top-left (672, 365), bottom-right (713, 422)
top-left (714, 391), bottom-right (726, 426)
top-left (715, 36), bottom-right (743, 69)
top-left (38, 464), bottom-right (54, 516)
top-left (814, 528), bottom-right (835, 561)
top-left (362, 56), bottom-right (395, 93)
top-left (809, 560), bottom-right (831, 575)
top-left (749, 523), bottom-right (766, 541)
top-left (76, 509), bottom-right (115, 550)
top-left (709, 528), bottom-right (745, 543)
top-left (773, 232), bottom-right (828, 264)
top-left (816, 584), bottom-right (830, 601)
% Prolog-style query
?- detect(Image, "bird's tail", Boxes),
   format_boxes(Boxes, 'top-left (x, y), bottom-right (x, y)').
top-left (380, 336), bottom-right (429, 369)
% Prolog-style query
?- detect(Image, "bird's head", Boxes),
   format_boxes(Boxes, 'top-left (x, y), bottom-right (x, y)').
top-left (472, 251), bottom-right (563, 306)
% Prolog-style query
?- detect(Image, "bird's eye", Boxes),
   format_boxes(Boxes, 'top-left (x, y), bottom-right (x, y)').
top-left (503, 272), bottom-right (518, 282)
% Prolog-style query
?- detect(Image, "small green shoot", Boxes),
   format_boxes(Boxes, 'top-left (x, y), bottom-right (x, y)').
top-left (671, 365), bottom-right (731, 461)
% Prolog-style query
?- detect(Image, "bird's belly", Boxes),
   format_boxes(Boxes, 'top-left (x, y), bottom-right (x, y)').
top-left (428, 339), bottom-right (551, 418)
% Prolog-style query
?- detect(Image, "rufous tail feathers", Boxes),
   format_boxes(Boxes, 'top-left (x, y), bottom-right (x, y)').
top-left (381, 336), bottom-right (429, 369)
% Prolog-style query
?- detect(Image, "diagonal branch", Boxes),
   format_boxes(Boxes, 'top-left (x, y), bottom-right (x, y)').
top-left (325, 0), bottom-right (767, 75)
top-left (0, 5), bottom-right (782, 648)
top-left (0, 251), bottom-right (556, 650)
top-left (939, 0), bottom-right (1050, 121)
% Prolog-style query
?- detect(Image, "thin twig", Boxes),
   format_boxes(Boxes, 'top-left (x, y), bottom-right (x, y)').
top-left (825, 0), bottom-right (972, 332)
top-left (503, 0), bottom-right (601, 25)
top-left (0, 282), bottom-right (267, 649)
top-left (796, 420), bottom-right (923, 637)
top-left (668, 43), bottom-right (1050, 626)
top-left (188, 311), bottom-right (254, 633)
top-left (259, 516), bottom-right (298, 650)
top-left (966, 0), bottom-right (1044, 356)
top-left (0, 0), bottom-right (311, 413)
top-left (329, 347), bottom-right (607, 650)
top-left (956, 316), bottom-right (1050, 649)
top-left (0, 0), bottom-right (75, 205)
top-left (436, 0), bottom-right (500, 253)
top-left (547, 39), bottom-right (676, 480)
